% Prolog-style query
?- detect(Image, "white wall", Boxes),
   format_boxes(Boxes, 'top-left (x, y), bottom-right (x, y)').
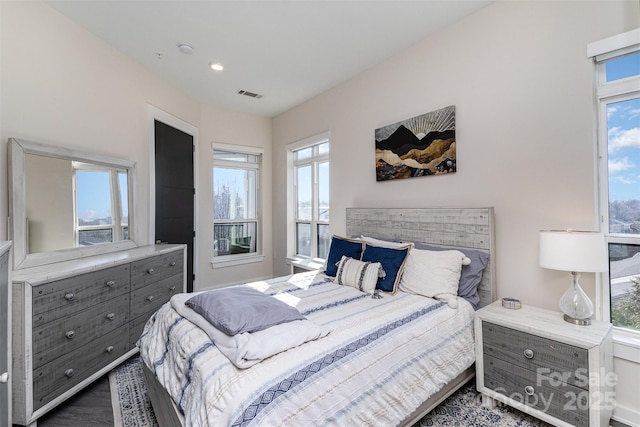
top-left (272, 0), bottom-right (640, 422)
top-left (0, 1), bottom-right (273, 288)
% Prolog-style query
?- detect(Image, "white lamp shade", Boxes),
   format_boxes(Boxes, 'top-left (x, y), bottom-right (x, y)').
top-left (539, 230), bottom-right (608, 273)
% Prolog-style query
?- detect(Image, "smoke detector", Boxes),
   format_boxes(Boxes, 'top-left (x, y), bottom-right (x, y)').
top-left (177, 43), bottom-right (194, 55)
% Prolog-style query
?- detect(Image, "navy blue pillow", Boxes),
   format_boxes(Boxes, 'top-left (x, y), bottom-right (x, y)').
top-left (324, 236), bottom-right (364, 277)
top-left (362, 244), bottom-right (410, 293)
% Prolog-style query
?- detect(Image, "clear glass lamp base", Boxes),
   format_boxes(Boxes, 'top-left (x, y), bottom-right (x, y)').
top-left (558, 272), bottom-right (594, 326)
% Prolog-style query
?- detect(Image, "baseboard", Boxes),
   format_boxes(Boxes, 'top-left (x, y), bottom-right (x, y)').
top-left (612, 404), bottom-right (640, 427)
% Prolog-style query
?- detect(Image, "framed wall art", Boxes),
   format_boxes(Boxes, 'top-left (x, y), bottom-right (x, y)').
top-left (375, 105), bottom-right (456, 181)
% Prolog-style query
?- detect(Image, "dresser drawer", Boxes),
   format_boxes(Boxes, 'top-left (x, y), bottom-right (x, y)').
top-left (32, 264), bottom-right (130, 325)
top-left (32, 327), bottom-right (129, 411)
top-left (131, 251), bottom-right (183, 288)
top-left (130, 274), bottom-right (182, 320)
top-left (482, 322), bottom-right (588, 388)
top-left (484, 354), bottom-right (589, 426)
top-left (32, 293), bottom-right (130, 368)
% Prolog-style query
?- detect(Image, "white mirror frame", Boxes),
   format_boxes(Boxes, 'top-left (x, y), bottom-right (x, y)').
top-left (8, 137), bottom-right (138, 270)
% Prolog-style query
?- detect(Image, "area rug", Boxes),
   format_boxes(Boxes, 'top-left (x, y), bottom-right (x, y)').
top-left (110, 356), bottom-right (550, 427)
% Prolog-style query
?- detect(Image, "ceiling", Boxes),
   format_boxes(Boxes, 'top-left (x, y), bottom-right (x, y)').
top-left (47, 0), bottom-right (492, 118)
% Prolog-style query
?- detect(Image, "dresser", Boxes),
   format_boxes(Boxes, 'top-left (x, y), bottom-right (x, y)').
top-left (11, 244), bottom-right (185, 426)
top-left (0, 242), bottom-right (12, 427)
top-left (475, 301), bottom-right (614, 427)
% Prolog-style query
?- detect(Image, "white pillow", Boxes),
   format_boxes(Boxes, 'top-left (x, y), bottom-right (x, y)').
top-left (360, 236), bottom-right (414, 249)
top-left (334, 256), bottom-right (382, 294)
top-left (399, 249), bottom-right (468, 308)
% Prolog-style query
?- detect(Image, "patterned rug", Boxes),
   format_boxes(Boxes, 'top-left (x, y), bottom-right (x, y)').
top-left (109, 356), bottom-right (550, 427)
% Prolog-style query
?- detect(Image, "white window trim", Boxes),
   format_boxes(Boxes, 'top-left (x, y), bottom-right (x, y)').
top-left (286, 131), bottom-right (330, 262)
top-left (72, 163), bottom-right (127, 246)
top-left (589, 28), bottom-right (640, 362)
top-left (211, 142), bottom-right (264, 269)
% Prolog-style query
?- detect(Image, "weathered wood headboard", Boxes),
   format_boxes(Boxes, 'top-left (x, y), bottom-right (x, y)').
top-left (346, 207), bottom-right (496, 308)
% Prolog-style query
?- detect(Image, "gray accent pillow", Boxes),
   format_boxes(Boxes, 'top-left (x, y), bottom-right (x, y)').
top-left (185, 287), bottom-right (305, 335)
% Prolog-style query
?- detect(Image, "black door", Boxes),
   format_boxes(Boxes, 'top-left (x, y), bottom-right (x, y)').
top-left (154, 120), bottom-right (195, 292)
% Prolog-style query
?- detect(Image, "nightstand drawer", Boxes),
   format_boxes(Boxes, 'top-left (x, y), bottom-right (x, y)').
top-left (484, 354), bottom-right (589, 426)
top-left (483, 321), bottom-right (588, 388)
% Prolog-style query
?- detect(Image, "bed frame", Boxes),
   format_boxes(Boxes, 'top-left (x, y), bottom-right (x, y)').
top-left (143, 207), bottom-right (497, 427)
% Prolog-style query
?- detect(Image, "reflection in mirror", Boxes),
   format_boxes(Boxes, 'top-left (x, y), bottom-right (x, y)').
top-left (9, 138), bottom-right (137, 269)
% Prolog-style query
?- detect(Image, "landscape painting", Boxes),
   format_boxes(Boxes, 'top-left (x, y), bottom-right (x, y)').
top-left (375, 105), bottom-right (456, 181)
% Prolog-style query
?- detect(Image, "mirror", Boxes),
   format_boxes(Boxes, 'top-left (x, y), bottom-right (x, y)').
top-left (8, 137), bottom-right (137, 269)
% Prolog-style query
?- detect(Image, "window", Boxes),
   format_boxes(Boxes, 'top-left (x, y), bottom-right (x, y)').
top-left (591, 30), bottom-right (640, 335)
top-left (288, 133), bottom-right (330, 260)
top-left (74, 163), bottom-right (128, 246)
top-left (212, 144), bottom-right (263, 266)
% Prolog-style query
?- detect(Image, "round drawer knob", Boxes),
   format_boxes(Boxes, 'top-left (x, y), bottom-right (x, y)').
top-left (65, 369), bottom-right (75, 378)
top-left (0, 372), bottom-right (9, 384)
top-left (147, 268), bottom-right (155, 275)
top-left (105, 346), bottom-right (114, 354)
top-left (170, 261), bottom-right (176, 267)
top-left (65, 330), bottom-right (75, 339)
top-left (146, 295), bottom-right (155, 302)
top-left (64, 293), bottom-right (75, 301)
top-left (106, 313), bottom-right (115, 321)
top-left (106, 280), bottom-right (115, 288)
top-left (523, 349), bottom-right (534, 359)
top-left (169, 286), bottom-right (176, 291)
top-left (524, 385), bottom-right (535, 396)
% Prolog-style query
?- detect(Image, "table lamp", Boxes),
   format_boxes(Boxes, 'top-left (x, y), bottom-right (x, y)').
top-left (539, 229), bottom-right (607, 325)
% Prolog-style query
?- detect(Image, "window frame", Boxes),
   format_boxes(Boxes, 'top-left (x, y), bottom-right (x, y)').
top-left (590, 29), bottom-right (640, 361)
top-left (211, 142), bottom-right (264, 268)
top-left (287, 132), bottom-right (330, 263)
top-left (72, 162), bottom-right (127, 247)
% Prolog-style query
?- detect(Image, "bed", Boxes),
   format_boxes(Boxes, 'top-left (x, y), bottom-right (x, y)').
top-left (138, 207), bottom-right (496, 427)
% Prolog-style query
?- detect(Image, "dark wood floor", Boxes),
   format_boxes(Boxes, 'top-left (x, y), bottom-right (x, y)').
top-left (32, 375), bottom-right (114, 427)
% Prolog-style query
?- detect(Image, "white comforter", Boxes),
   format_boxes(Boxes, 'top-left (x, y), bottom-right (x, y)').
top-left (138, 271), bottom-right (476, 427)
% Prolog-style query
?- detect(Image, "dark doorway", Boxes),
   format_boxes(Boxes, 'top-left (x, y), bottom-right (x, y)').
top-left (154, 120), bottom-right (195, 292)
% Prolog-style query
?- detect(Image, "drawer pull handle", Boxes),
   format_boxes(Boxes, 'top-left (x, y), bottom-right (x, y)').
top-left (106, 313), bottom-right (115, 321)
top-left (147, 295), bottom-right (155, 302)
top-left (524, 385), bottom-right (535, 396)
top-left (106, 346), bottom-right (114, 354)
top-left (106, 280), bottom-right (115, 288)
top-left (147, 268), bottom-right (155, 275)
top-left (169, 286), bottom-right (176, 291)
top-left (523, 349), bottom-right (534, 359)
top-left (171, 261), bottom-right (176, 267)
top-left (64, 293), bottom-right (75, 301)
top-left (65, 369), bottom-right (75, 378)
top-left (65, 330), bottom-right (75, 339)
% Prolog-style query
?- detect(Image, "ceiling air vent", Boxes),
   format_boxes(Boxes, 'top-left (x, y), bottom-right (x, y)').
top-left (237, 89), bottom-right (263, 99)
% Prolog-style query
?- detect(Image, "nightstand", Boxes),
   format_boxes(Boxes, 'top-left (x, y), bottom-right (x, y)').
top-left (475, 301), bottom-right (614, 427)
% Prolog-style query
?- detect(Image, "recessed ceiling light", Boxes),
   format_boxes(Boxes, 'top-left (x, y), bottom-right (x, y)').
top-left (210, 63), bottom-right (224, 71)
top-left (177, 43), bottom-right (194, 55)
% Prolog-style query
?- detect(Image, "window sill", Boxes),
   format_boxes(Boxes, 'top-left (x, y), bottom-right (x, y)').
top-left (211, 254), bottom-right (265, 269)
top-left (287, 257), bottom-right (325, 272)
top-left (613, 328), bottom-right (640, 363)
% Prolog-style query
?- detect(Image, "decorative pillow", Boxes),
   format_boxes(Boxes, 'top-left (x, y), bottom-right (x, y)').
top-left (359, 236), bottom-right (414, 249)
top-left (362, 244), bottom-right (411, 293)
top-left (410, 243), bottom-right (490, 309)
top-left (324, 235), bottom-right (364, 277)
top-left (399, 249), bottom-right (468, 308)
top-left (334, 256), bottom-right (382, 294)
top-left (185, 286), bottom-right (305, 336)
